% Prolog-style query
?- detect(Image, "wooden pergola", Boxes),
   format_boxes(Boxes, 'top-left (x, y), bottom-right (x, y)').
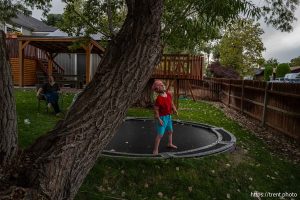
top-left (17, 36), bottom-right (105, 86)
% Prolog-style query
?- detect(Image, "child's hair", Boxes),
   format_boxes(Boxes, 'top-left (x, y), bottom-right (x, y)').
top-left (152, 79), bottom-right (164, 91)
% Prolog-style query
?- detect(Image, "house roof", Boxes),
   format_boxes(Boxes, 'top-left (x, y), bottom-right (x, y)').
top-left (291, 66), bottom-right (300, 72)
top-left (255, 68), bottom-right (264, 76)
top-left (10, 13), bottom-right (57, 32)
top-left (47, 29), bottom-right (105, 40)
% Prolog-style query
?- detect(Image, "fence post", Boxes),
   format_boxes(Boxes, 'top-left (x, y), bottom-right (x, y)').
top-left (261, 82), bottom-right (270, 126)
top-left (210, 79), bottom-right (213, 100)
top-left (217, 79), bottom-right (221, 101)
top-left (228, 80), bottom-right (231, 107)
top-left (187, 80), bottom-right (196, 101)
top-left (241, 80), bottom-right (245, 113)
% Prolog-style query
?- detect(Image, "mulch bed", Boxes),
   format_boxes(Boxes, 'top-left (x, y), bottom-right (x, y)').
top-left (211, 102), bottom-right (300, 164)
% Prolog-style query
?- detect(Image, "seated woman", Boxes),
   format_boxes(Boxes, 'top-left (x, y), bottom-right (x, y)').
top-left (37, 75), bottom-right (61, 115)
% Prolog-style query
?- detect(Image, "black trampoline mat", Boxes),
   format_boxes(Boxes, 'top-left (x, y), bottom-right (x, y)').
top-left (104, 119), bottom-right (218, 154)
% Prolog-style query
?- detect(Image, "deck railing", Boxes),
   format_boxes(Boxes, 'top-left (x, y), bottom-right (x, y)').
top-left (153, 54), bottom-right (204, 80)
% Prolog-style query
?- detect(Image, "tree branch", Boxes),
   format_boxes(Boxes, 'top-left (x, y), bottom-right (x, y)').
top-left (107, 0), bottom-right (115, 37)
top-left (65, 1), bottom-right (111, 39)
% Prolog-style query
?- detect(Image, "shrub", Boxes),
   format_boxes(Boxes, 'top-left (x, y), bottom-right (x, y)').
top-left (208, 61), bottom-right (240, 79)
top-left (264, 65), bottom-right (273, 81)
top-left (276, 63), bottom-right (291, 78)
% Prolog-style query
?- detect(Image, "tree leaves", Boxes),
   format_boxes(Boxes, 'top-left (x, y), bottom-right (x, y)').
top-left (219, 19), bottom-right (266, 77)
top-left (1, 0), bottom-right (299, 57)
top-left (0, 0), bottom-right (29, 23)
top-left (162, 0), bottom-right (254, 53)
top-left (42, 13), bottom-right (63, 26)
top-left (58, 0), bottom-right (125, 39)
top-left (290, 56), bottom-right (300, 66)
top-left (260, 0), bottom-right (299, 32)
top-left (0, 0), bottom-right (52, 24)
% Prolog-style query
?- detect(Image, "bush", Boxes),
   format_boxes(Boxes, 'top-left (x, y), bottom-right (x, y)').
top-left (208, 61), bottom-right (240, 79)
top-left (276, 63), bottom-right (291, 78)
top-left (264, 65), bottom-right (273, 81)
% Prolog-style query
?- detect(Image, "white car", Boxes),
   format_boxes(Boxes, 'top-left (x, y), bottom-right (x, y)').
top-left (269, 73), bottom-right (300, 83)
top-left (285, 73), bottom-right (300, 79)
top-left (284, 73), bottom-right (300, 83)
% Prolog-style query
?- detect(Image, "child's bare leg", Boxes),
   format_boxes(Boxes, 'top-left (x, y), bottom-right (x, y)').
top-left (167, 131), bottom-right (177, 149)
top-left (153, 135), bottom-right (162, 155)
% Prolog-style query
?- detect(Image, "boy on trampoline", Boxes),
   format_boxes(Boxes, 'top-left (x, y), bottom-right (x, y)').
top-left (152, 79), bottom-right (178, 155)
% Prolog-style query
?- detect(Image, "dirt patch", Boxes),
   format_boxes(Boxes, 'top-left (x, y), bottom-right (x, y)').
top-left (211, 102), bottom-right (300, 164)
top-left (229, 146), bottom-right (253, 167)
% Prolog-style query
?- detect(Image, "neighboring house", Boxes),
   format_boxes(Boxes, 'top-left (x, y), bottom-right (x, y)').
top-left (3, 13), bottom-right (57, 36)
top-left (0, 24), bottom-right (5, 31)
top-left (254, 68), bottom-right (264, 80)
top-left (291, 66), bottom-right (300, 73)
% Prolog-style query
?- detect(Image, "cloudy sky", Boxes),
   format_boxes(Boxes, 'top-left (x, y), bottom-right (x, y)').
top-left (261, 6), bottom-right (300, 63)
top-left (31, 0), bottom-right (300, 63)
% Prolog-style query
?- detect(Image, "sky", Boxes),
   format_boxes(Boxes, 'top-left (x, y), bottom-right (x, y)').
top-left (31, 0), bottom-right (300, 63)
top-left (260, 6), bottom-right (300, 63)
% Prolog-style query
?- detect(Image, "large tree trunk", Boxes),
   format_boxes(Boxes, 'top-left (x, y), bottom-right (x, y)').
top-left (0, 1), bottom-right (163, 199)
top-left (133, 79), bottom-right (154, 108)
top-left (0, 30), bottom-right (18, 167)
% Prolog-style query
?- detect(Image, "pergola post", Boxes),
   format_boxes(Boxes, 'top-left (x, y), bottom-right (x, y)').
top-left (85, 43), bottom-right (93, 84)
top-left (18, 40), bottom-right (30, 86)
top-left (46, 53), bottom-right (53, 75)
top-left (46, 53), bottom-right (58, 75)
top-left (48, 58), bottom-right (53, 75)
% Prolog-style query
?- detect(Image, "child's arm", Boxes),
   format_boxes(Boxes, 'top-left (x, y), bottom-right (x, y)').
top-left (154, 106), bottom-right (163, 125)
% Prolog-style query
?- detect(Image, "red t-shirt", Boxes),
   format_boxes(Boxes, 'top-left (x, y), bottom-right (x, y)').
top-left (154, 92), bottom-right (172, 116)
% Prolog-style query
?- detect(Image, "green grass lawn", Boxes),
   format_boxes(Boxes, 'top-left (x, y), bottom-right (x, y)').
top-left (15, 89), bottom-right (300, 200)
top-left (15, 89), bottom-right (74, 148)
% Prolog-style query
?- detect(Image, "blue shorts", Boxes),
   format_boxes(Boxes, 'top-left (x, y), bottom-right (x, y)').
top-left (156, 115), bottom-right (173, 136)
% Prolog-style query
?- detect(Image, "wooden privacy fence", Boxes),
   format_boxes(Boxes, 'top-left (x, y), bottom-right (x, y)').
top-left (189, 79), bottom-right (222, 101)
top-left (196, 78), bottom-right (300, 141)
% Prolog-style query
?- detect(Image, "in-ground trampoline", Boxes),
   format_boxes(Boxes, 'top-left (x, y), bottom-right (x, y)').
top-left (102, 117), bottom-right (236, 158)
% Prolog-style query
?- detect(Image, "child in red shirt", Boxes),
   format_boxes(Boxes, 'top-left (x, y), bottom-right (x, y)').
top-left (152, 79), bottom-right (178, 155)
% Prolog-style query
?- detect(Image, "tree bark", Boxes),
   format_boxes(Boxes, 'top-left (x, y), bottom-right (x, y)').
top-left (106, 0), bottom-right (115, 37)
top-left (0, 1), bottom-right (163, 199)
top-left (133, 79), bottom-right (154, 108)
top-left (0, 30), bottom-right (18, 167)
